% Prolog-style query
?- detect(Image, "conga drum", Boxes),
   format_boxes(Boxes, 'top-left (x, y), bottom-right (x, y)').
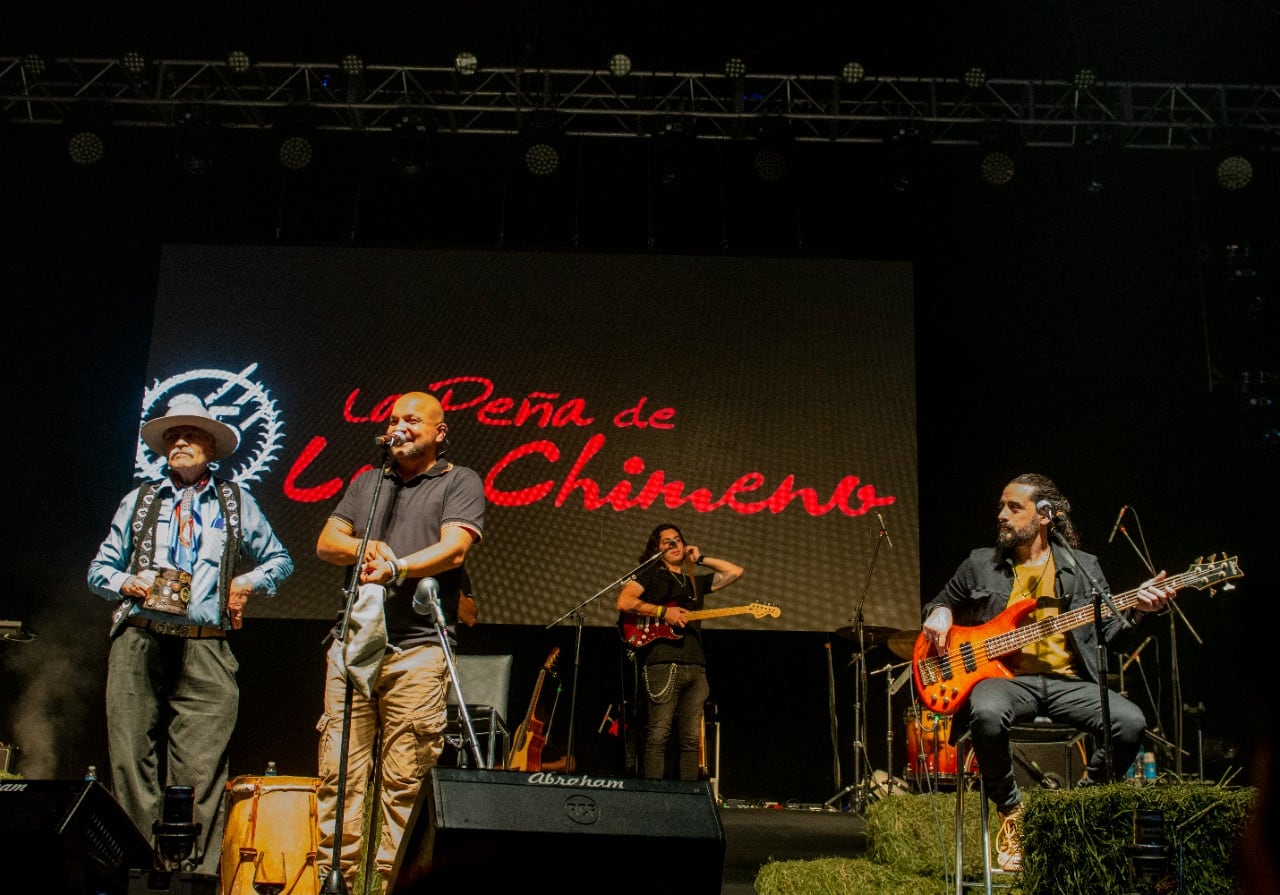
top-left (222, 775), bottom-right (321, 895)
top-left (903, 707), bottom-right (958, 786)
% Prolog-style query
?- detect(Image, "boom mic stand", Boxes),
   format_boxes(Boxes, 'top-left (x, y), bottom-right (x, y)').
top-left (416, 578), bottom-right (485, 768)
top-left (823, 514), bottom-right (891, 814)
top-left (321, 448), bottom-right (394, 895)
top-left (1111, 506), bottom-right (1203, 777)
top-left (1049, 518), bottom-right (1130, 780)
top-left (545, 549), bottom-right (666, 773)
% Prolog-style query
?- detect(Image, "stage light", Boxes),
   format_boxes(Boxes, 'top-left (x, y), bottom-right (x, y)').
top-left (1073, 68), bottom-right (1096, 91)
top-left (455, 52), bottom-right (478, 76)
top-left (1216, 155), bottom-right (1253, 190)
top-left (963, 66), bottom-right (987, 89)
top-left (724, 58), bottom-right (746, 79)
top-left (521, 111), bottom-right (565, 177)
top-left (979, 150), bottom-right (1015, 186)
top-left (609, 53), bottom-right (632, 77)
top-left (20, 54), bottom-right (46, 79)
top-left (121, 51), bottom-right (147, 78)
top-left (173, 105), bottom-right (216, 176)
top-left (390, 113), bottom-right (435, 181)
top-left (751, 117), bottom-right (793, 183)
top-left (278, 135), bottom-right (313, 171)
top-left (840, 61), bottom-right (866, 84)
top-left (67, 129), bottom-right (105, 166)
top-left (884, 124), bottom-right (928, 192)
top-left (978, 124), bottom-right (1022, 187)
top-left (1211, 132), bottom-right (1261, 191)
top-left (227, 50), bottom-right (251, 75)
top-left (341, 54), bottom-right (364, 77)
top-left (524, 142), bottom-right (559, 176)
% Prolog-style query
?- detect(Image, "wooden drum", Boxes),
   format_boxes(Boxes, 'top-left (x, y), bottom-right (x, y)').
top-left (222, 775), bottom-right (321, 895)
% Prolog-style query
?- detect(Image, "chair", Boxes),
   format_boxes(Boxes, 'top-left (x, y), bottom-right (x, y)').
top-left (444, 654), bottom-right (513, 769)
top-left (954, 718), bottom-right (1087, 894)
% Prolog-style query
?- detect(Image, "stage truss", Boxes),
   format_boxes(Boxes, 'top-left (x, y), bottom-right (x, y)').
top-left (2, 56), bottom-right (1278, 151)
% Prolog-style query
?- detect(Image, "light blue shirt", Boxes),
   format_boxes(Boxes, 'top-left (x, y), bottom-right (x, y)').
top-left (88, 475), bottom-right (294, 627)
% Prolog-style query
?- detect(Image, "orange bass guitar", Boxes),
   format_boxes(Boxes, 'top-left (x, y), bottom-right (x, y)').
top-left (913, 556), bottom-right (1241, 715)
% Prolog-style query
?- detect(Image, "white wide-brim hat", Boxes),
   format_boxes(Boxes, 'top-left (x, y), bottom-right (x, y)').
top-left (140, 394), bottom-right (241, 461)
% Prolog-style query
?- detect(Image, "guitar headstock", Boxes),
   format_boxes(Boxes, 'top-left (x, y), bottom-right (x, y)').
top-left (1186, 555), bottom-right (1243, 594)
top-left (747, 602), bottom-right (782, 619)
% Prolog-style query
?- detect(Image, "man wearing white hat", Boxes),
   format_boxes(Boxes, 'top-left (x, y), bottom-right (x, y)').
top-left (88, 393), bottom-right (294, 876)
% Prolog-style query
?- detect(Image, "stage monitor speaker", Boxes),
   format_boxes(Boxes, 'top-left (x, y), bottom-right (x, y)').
top-left (0, 779), bottom-right (154, 894)
top-left (1012, 736), bottom-right (1086, 792)
top-left (389, 767), bottom-right (725, 894)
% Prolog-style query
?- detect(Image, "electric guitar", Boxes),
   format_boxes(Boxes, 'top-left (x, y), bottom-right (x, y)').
top-left (618, 602), bottom-right (781, 649)
top-left (913, 555), bottom-right (1242, 715)
top-left (507, 647), bottom-right (559, 771)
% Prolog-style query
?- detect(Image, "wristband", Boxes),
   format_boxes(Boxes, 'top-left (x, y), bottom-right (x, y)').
top-left (696, 555), bottom-right (707, 565)
top-left (394, 559), bottom-right (408, 583)
top-left (656, 605), bottom-right (666, 620)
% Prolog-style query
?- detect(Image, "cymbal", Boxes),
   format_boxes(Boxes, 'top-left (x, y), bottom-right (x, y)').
top-left (834, 624), bottom-right (899, 645)
top-left (888, 629), bottom-right (919, 659)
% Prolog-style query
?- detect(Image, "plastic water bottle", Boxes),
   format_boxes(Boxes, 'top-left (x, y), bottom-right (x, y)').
top-left (84, 765), bottom-right (98, 783)
top-left (1142, 751), bottom-right (1157, 784)
top-left (264, 760), bottom-right (277, 777)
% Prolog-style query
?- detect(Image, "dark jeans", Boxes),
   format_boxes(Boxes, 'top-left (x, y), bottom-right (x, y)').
top-left (968, 674), bottom-right (1147, 811)
top-left (642, 662), bottom-right (710, 781)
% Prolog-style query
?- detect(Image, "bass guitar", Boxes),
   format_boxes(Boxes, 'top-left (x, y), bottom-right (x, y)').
top-left (619, 602), bottom-right (781, 649)
top-left (507, 646), bottom-right (559, 771)
top-left (913, 555), bottom-right (1241, 715)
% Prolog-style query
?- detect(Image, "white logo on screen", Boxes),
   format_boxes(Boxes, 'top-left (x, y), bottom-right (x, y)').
top-left (136, 364), bottom-right (284, 486)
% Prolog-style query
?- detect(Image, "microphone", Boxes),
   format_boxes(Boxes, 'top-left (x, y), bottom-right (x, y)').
top-left (1122, 635), bottom-right (1154, 672)
top-left (412, 577), bottom-right (440, 617)
top-left (375, 432), bottom-right (407, 447)
top-left (875, 511), bottom-right (893, 549)
top-left (1108, 505), bottom-right (1128, 544)
top-left (1036, 500), bottom-right (1065, 527)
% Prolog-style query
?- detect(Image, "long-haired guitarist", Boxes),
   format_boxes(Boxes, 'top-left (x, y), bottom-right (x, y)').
top-left (616, 523), bottom-right (744, 781)
top-left (919, 473), bottom-right (1175, 872)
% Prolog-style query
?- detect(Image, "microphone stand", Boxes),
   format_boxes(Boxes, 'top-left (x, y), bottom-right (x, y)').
top-left (545, 550), bottom-right (666, 773)
top-left (422, 583), bottom-right (485, 768)
top-left (1113, 508), bottom-right (1204, 777)
top-left (1050, 525), bottom-right (1129, 780)
top-left (823, 520), bottom-right (890, 814)
top-left (321, 447), bottom-right (395, 895)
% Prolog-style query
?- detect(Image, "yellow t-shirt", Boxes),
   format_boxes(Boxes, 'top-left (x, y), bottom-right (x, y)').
top-left (1003, 555), bottom-right (1078, 676)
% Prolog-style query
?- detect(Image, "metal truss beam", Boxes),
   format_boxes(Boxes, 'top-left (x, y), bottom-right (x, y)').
top-left (3, 56), bottom-right (1279, 150)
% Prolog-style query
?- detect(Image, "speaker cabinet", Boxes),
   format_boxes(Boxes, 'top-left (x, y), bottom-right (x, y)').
top-left (0, 779), bottom-right (154, 894)
top-left (1011, 736), bottom-right (1086, 791)
top-left (389, 768), bottom-right (725, 894)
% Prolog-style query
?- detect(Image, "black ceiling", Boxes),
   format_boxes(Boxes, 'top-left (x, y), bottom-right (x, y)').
top-left (6, 1), bottom-right (1280, 84)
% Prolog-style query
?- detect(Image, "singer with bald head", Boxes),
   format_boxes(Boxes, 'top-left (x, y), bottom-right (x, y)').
top-left (919, 473), bottom-right (1175, 872)
top-left (314, 390), bottom-right (485, 894)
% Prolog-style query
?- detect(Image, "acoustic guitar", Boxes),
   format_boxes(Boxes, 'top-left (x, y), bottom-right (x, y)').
top-left (618, 602), bottom-right (781, 649)
top-left (507, 646), bottom-right (560, 771)
top-left (913, 555), bottom-right (1241, 715)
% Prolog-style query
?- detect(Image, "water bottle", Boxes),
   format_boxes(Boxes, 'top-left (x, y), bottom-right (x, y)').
top-left (1142, 751), bottom-right (1157, 784)
top-left (264, 760), bottom-right (278, 777)
top-left (84, 764), bottom-right (98, 783)
top-left (1126, 758), bottom-right (1138, 785)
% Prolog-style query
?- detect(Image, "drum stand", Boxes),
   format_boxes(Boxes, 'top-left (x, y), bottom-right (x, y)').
top-left (823, 517), bottom-right (892, 814)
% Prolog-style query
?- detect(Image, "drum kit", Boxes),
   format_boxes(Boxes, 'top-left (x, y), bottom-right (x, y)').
top-left (832, 624), bottom-right (971, 795)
